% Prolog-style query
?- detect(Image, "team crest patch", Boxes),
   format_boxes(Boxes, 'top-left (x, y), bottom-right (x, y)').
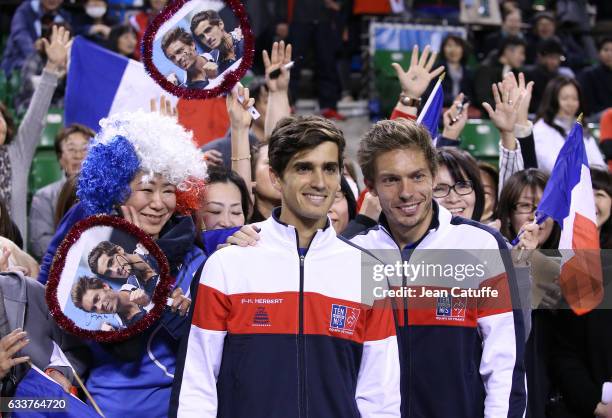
top-left (435, 296), bottom-right (467, 321)
top-left (252, 307), bottom-right (271, 327)
top-left (329, 304), bottom-right (360, 335)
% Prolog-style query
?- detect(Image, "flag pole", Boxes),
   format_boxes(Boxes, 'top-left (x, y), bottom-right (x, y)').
top-left (44, 346), bottom-right (105, 417)
top-left (577, 112), bottom-right (584, 125)
top-left (416, 72), bottom-right (445, 125)
top-left (72, 368), bottom-right (105, 417)
top-left (516, 217), bottom-right (538, 263)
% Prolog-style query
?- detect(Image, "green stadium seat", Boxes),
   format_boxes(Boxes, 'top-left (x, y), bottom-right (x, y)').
top-left (39, 109), bottom-right (64, 148)
top-left (373, 51), bottom-right (412, 116)
top-left (373, 50), bottom-right (412, 78)
top-left (28, 149), bottom-right (62, 196)
top-left (587, 122), bottom-right (600, 142)
top-left (7, 70), bottom-right (21, 106)
top-left (460, 119), bottom-right (500, 165)
top-left (0, 71), bottom-right (7, 103)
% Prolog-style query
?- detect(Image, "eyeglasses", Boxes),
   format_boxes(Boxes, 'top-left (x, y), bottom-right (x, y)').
top-left (432, 180), bottom-right (473, 198)
top-left (513, 202), bottom-right (538, 214)
top-left (62, 146), bottom-right (88, 155)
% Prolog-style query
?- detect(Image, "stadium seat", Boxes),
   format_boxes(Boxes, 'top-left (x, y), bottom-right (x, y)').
top-left (39, 108), bottom-right (64, 148)
top-left (7, 70), bottom-right (20, 105)
top-left (373, 50), bottom-right (412, 116)
top-left (0, 71), bottom-right (7, 103)
top-left (587, 122), bottom-right (600, 142)
top-left (460, 119), bottom-right (500, 165)
top-left (28, 149), bottom-right (62, 197)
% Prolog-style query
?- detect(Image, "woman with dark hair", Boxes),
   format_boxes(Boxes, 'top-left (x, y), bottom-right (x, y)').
top-left (0, 199), bottom-right (23, 248)
top-left (478, 161), bottom-right (499, 224)
top-left (496, 168), bottom-right (565, 418)
top-left (549, 167), bottom-right (612, 418)
top-left (249, 142), bottom-right (281, 223)
top-left (53, 175), bottom-right (79, 228)
top-left (107, 24), bottom-right (138, 60)
top-left (201, 166), bottom-right (252, 231)
top-left (37, 110), bottom-right (209, 418)
top-left (437, 35), bottom-right (475, 109)
top-left (328, 176), bottom-right (357, 235)
top-left (591, 167), bottom-right (612, 249)
top-left (534, 76), bottom-right (605, 173)
top-left (496, 168), bottom-right (560, 249)
top-left (433, 147), bottom-right (485, 221)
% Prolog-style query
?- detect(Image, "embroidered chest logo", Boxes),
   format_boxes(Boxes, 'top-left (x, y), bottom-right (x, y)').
top-left (435, 296), bottom-right (467, 321)
top-left (252, 307), bottom-right (271, 327)
top-left (329, 304), bottom-right (360, 335)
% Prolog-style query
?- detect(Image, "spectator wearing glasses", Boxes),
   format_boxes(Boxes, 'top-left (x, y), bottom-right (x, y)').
top-left (29, 124), bottom-right (94, 260)
top-left (495, 168), bottom-right (562, 417)
top-left (496, 169), bottom-right (560, 251)
top-left (433, 147), bottom-right (485, 222)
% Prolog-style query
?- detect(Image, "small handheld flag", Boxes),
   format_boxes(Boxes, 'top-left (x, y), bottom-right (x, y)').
top-left (12, 364), bottom-right (102, 418)
top-left (533, 114), bottom-right (603, 314)
top-left (416, 73), bottom-right (445, 139)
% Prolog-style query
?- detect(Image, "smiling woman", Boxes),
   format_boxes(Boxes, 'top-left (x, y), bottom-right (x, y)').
top-left (201, 165), bottom-right (251, 230)
top-left (38, 110), bottom-right (209, 418)
top-left (434, 147), bottom-right (485, 222)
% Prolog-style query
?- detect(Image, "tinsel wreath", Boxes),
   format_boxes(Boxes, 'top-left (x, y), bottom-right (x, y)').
top-left (46, 215), bottom-right (174, 343)
top-left (141, 0), bottom-right (254, 100)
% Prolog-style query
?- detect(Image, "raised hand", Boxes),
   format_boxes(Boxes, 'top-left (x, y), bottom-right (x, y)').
top-left (150, 95), bottom-right (177, 119)
top-left (263, 40), bottom-right (292, 93)
top-left (501, 72), bottom-right (533, 126)
top-left (43, 25), bottom-right (72, 75)
top-left (227, 83), bottom-right (255, 131)
top-left (203, 150), bottom-right (223, 167)
top-left (391, 45), bottom-right (444, 100)
top-left (441, 93), bottom-right (469, 140)
top-left (482, 82), bottom-right (523, 135)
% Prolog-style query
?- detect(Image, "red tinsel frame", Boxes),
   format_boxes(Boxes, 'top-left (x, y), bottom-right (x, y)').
top-left (45, 215), bottom-right (174, 343)
top-left (141, 0), bottom-right (254, 100)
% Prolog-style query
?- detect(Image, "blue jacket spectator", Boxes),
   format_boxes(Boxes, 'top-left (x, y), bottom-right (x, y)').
top-left (1, 0), bottom-right (71, 75)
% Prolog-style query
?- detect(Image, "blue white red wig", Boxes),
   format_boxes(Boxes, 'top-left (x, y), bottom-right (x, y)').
top-left (77, 110), bottom-right (207, 216)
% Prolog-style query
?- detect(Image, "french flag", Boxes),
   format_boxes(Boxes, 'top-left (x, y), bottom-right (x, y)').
top-left (416, 74), bottom-right (444, 139)
top-left (12, 365), bottom-right (101, 417)
top-left (65, 36), bottom-right (176, 131)
top-left (536, 118), bottom-right (603, 314)
top-left (65, 37), bottom-right (228, 145)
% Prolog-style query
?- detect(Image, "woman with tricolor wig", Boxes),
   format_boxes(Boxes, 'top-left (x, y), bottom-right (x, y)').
top-left (38, 109), bottom-right (208, 418)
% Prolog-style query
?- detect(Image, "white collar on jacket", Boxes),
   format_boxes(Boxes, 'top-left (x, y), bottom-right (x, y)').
top-left (258, 207), bottom-right (338, 252)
